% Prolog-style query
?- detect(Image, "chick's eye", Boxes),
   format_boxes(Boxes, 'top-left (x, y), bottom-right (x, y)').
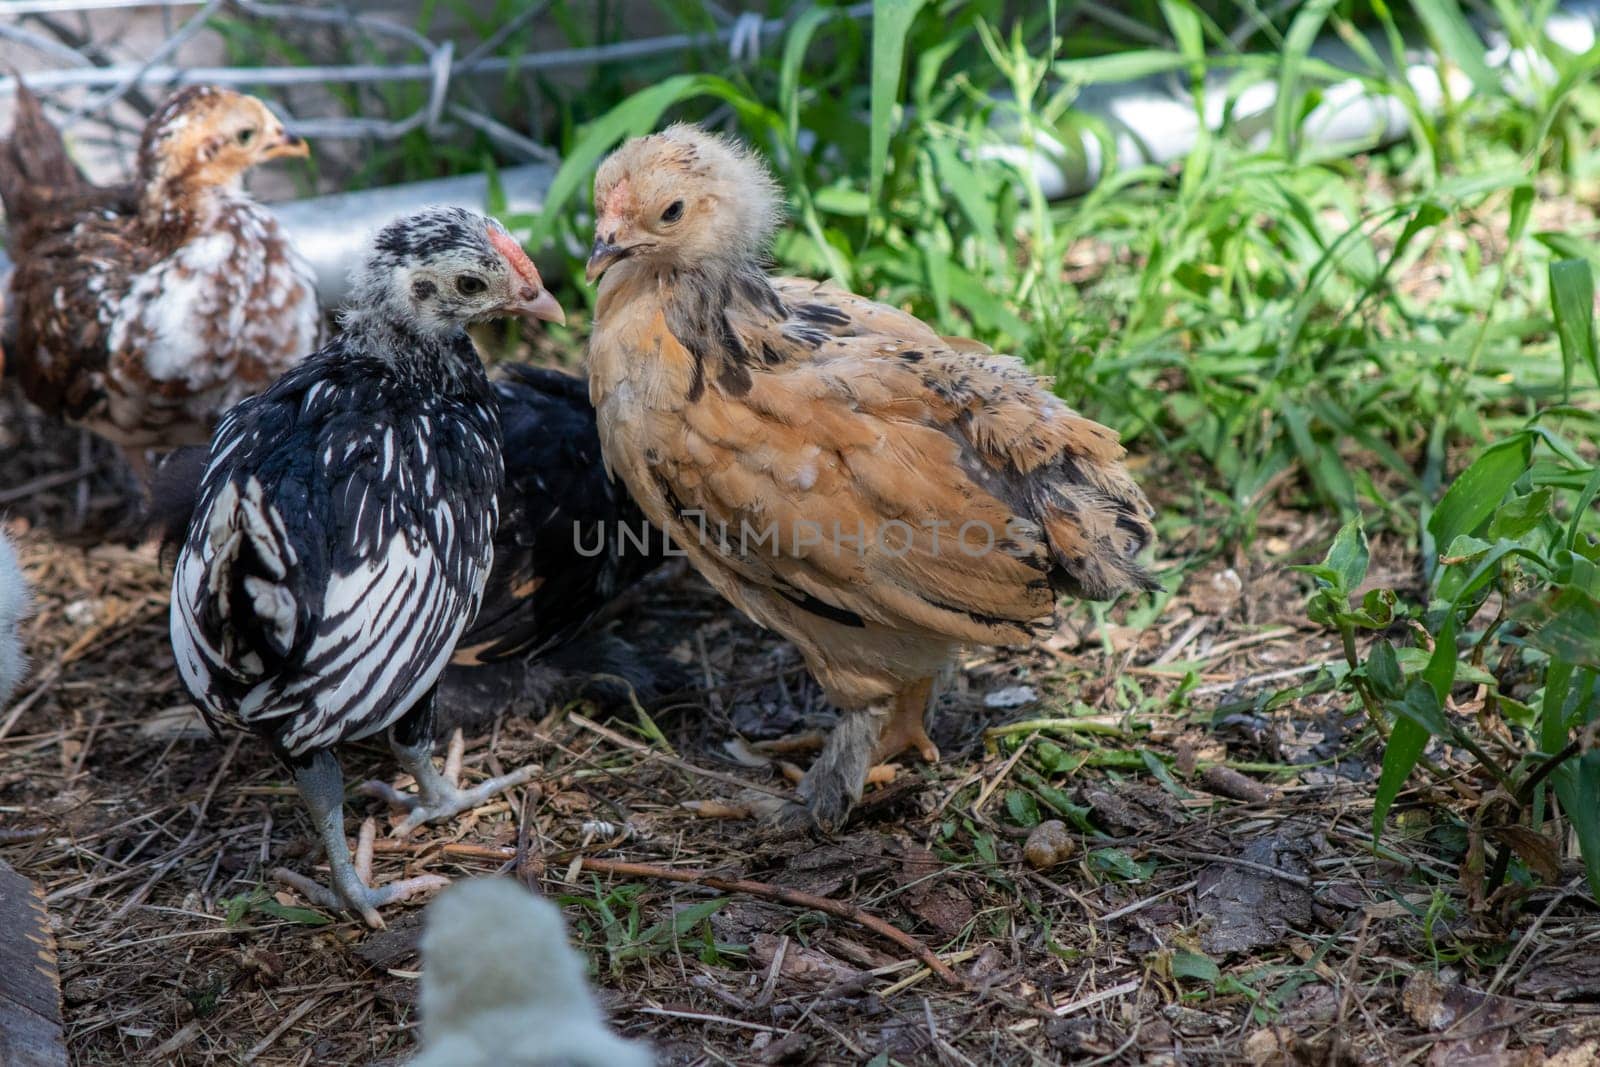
top-left (236, 128), bottom-right (256, 145)
top-left (456, 274), bottom-right (487, 296)
top-left (660, 200), bottom-right (684, 224)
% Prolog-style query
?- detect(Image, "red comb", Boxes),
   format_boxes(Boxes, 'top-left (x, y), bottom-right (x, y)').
top-left (486, 226), bottom-right (541, 289)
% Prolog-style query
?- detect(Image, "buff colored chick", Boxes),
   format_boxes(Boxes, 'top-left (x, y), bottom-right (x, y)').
top-left (584, 124), bottom-right (1158, 829)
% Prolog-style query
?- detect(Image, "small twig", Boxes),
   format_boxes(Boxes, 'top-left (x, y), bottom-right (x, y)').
top-left (194, 734), bottom-right (243, 828)
top-left (1052, 977), bottom-right (1141, 1017)
top-left (1162, 848), bottom-right (1313, 889)
top-left (568, 712), bottom-right (789, 800)
top-left (1193, 626), bottom-right (1299, 663)
top-left (369, 839), bottom-right (515, 863)
top-left (1152, 616), bottom-right (1207, 665)
top-left (242, 994), bottom-right (324, 1063)
top-left (0, 463), bottom-right (99, 504)
top-left (0, 825), bottom-right (52, 844)
top-left (634, 1007), bottom-right (786, 1034)
top-left (1096, 879), bottom-right (1199, 924)
top-left (1190, 660), bottom-right (1336, 697)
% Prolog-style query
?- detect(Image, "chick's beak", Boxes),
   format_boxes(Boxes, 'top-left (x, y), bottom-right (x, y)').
top-left (585, 236), bottom-right (626, 284)
top-left (508, 287), bottom-right (566, 326)
top-left (485, 225), bottom-right (566, 326)
top-left (261, 129), bottom-right (309, 161)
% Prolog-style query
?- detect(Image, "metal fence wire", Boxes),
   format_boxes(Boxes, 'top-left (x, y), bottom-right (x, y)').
top-left (0, 0), bottom-right (886, 186)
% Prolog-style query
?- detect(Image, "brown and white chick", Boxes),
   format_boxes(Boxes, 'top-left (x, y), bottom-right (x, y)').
top-left (1, 82), bottom-right (319, 474)
top-left (585, 125), bottom-right (1159, 830)
top-left (412, 879), bottom-right (653, 1067)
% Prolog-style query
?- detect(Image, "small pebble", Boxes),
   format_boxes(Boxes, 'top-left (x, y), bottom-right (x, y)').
top-left (985, 685), bottom-right (1038, 709)
top-left (1024, 820), bottom-right (1075, 869)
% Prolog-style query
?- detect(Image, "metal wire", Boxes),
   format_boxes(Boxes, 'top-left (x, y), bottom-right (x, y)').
top-left (1, 0), bottom-right (874, 152)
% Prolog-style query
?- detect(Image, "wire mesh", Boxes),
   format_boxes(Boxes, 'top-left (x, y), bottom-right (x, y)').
top-left (0, 0), bottom-right (874, 190)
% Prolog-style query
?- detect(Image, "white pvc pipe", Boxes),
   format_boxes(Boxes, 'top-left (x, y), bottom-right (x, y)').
top-left (987, 1), bottom-right (1600, 199)
top-left (271, 163), bottom-right (555, 305)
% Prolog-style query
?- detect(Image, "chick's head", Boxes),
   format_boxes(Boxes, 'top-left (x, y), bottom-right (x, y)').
top-left (138, 86), bottom-right (308, 193)
top-left (347, 206), bottom-right (565, 336)
top-left (587, 123), bottom-right (783, 284)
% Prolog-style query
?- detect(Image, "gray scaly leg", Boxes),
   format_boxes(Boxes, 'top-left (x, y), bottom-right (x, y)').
top-left (274, 749), bottom-right (446, 927)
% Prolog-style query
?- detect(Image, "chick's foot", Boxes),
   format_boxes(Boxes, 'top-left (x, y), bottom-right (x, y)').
top-left (874, 678), bottom-right (939, 764)
top-left (771, 707), bottom-right (885, 834)
top-left (283, 749), bottom-right (449, 929)
top-left (273, 818), bottom-right (447, 928)
top-left (359, 728), bottom-right (539, 837)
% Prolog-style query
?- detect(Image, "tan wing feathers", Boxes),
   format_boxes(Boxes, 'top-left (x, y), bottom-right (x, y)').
top-left (596, 267), bottom-right (1153, 655)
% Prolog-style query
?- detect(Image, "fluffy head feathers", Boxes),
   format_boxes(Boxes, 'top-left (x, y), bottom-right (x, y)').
top-left (345, 207), bottom-right (564, 337)
top-left (588, 123), bottom-right (784, 283)
top-left (138, 86), bottom-right (306, 204)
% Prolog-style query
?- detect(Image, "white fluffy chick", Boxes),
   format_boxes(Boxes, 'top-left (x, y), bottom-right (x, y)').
top-left (412, 879), bottom-right (652, 1067)
top-left (0, 531), bottom-right (30, 709)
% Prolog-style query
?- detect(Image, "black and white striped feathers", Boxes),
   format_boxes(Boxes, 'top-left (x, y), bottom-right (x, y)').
top-left (169, 208), bottom-right (515, 758)
top-left (156, 362), bottom-right (667, 680)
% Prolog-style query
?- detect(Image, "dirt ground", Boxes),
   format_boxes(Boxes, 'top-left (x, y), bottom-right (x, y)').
top-left (3, 378), bottom-right (1600, 1067)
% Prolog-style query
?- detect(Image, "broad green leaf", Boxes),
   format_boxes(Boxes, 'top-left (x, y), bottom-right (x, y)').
top-left (1396, 648), bottom-right (1495, 687)
top-left (1159, 0), bottom-right (1205, 63)
top-left (1487, 488), bottom-right (1554, 542)
top-left (1567, 467), bottom-right (1600, 552)
top-left (1427, 435), bottom-right (1534, 564)
top-left (1172, 949), bottom-right (1220, 983)
top-left (253, 899), bottom-right (333, 926)
top-left (1393, 678), bottom-right (1450, 734)
top-left (1090, 848), bottom-right (1155, 883)
top-left (1348, 588), bottom-right (1398, 629)
top-left (1055, 50), bottom-right (1190, 84)
top-left (1326, 517), bottom-right (1371, 594)
top-left (1367, 640), bottom-right (1404, 699)
top-left (1273, 0), bottom-right (1339, 156)
top-left (1521, 588), bottom-right (1600, 669)
top-left (1554, 747), bottom-right (1600, 902)
top-left (1141, 750), bottom-right (1192, 799)
top-left (1535, 231), bottom-right (1600, 270)
top-left (668, 898), bottom-right (726, 937)
top-left (529, 75), bottom-right (759, 247)
top-left (1006, 789), bottom-right (1042, 828)
top-left (1374, 717), bottom-right (1430, 838)
top-left (868, 0), bottom-right (929, 229)
top-left (1423, 616), bottom-right (1459, 702)
top-left (779, 5), bottom-right (840, 141)
top-left (1413, 0), bottom-right (1499, 94)
top-left (1550, 258), bottom-right (1598, 396)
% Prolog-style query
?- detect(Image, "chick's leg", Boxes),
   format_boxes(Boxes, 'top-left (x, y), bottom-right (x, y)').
top-left (358, 690), bottom-right (537, 837)
top-left (873, 677), bottom-right (940, 764)
top-left (781, 707), bottom-right (884, 833)
top-left (274, 749), bottom-right (447, 928)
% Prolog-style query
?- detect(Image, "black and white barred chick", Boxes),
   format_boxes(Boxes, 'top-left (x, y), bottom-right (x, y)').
top-left (169, 206), bottom-right (565, 926)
